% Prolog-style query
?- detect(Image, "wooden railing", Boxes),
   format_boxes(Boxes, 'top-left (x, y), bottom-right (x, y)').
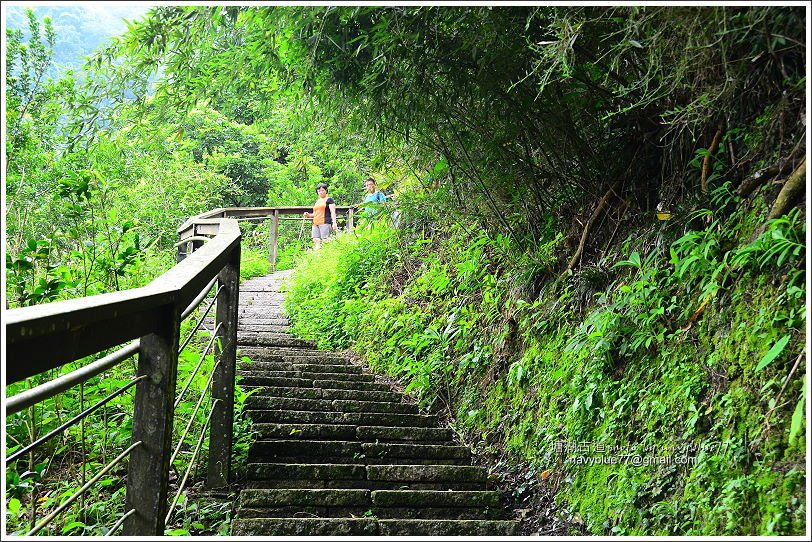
top-left (5, 216), bottom-right (241, 535)
top-left (177, 206), bottom-right (355, 270)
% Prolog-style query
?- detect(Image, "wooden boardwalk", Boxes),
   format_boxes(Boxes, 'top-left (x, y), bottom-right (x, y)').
top-left (230, 272), bottom-right (519, 536)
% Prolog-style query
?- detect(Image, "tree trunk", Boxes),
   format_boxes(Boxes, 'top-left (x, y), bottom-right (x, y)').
top-left (748, 158), bottom-right (806, 241)
top-left (566, 181), bottom-right (620, 272)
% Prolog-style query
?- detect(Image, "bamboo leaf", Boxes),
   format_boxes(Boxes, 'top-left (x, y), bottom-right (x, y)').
top-left (788, 377), bottom-right (805, 444)
top-left (755, 335), bottom-right (790, 372)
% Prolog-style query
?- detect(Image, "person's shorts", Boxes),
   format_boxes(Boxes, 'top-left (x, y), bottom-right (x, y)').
top-left (312, 224), bottom-right (332, 240)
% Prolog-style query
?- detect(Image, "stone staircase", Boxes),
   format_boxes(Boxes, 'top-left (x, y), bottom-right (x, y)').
top-left (229, 272), bottom-right (520, 536)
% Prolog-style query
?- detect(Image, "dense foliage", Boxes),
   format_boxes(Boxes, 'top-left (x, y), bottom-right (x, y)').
top-left (286, 188), bottom-right (805, 535)
top-left (4, 4), bottom-right (807, 537)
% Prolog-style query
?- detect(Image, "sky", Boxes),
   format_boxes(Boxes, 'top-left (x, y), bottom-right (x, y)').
top-left (3, 2), bottom-right (157, 71)
top-left (3, 2), bottom-right (155, 32)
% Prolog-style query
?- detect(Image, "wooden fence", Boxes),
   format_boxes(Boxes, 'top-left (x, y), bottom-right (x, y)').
top-left (5, 216), bottom-right (241, 535)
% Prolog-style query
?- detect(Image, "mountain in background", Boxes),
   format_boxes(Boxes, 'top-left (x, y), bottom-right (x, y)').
top-left (4, 4), bottom-right (153, 74)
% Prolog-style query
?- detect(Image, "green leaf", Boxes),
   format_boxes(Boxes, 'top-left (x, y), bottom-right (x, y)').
top-left (788, 380), bottom-right (805, 445)
top-left (755, 335), bottom-right (790, 371)
top-left (62, 521), bottom-right (86, 534)
top-left (8, 498), bottom-right (21, 514)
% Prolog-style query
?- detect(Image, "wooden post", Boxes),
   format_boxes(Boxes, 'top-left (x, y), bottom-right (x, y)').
top-left (124, 305), bottom-right (181, 535)
top-left (207, 244), bottom-right (240, 488)
top-left (348, 207), bottom-right (354, 231)
top-left (269, 209), bottom-right (279, 272)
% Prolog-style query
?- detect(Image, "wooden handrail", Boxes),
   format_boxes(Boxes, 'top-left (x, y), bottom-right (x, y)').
top-left (176, 206), bottom-right (356, 271)
top-left (5, 220), bottom-right (241, 383)
top-left (4, 216), bottom-right (242, 536)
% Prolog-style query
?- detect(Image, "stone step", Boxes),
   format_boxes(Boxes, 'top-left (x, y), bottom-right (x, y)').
top-left (243, 386), bottom-right (404, 403)
top-left (240, 293), bottom-right (285, 301)
top-left (244, 396), bottom-right (419, 414)
top-left (251, 423), bottom-right (453, 442)
top-left (238, 347), bottom-right (347, 361)
top-left (240, 376), bottom-right (387, 391)
top-left (238, 325), bottom-right (291, 333)
top-left (232, 272), bottom-right (516, 535)
top-left (245, 463), bottom-right (488, 491)
top-left (231, 517), bottom-right (519, 536)
top-left (231, 313), bottom-right (288, 320)
top-left (371, 489), bottom-right (501, 509)
top-left (238, 334), bottom-right (315, 348)
top-left (236, 307), bottom-right (287, 313)
top-left (238, 312), bottom-right (287, 319)
top-left (237, 505), bottom-right (502, 520)
top-left (239, 287), bottom-right (284, 293)
top-left (248, 440), bottom-right (470, 465)
top-left (240, 488), bottom-right (368, 508)
top-left (239, 361), bottom-right (362, 374)
top-left (245, 409), bottom-right (438, 427)
top-left (223, 317), bottom-right (290, 325)
top-left (238, 489), bottom-right (504, 520)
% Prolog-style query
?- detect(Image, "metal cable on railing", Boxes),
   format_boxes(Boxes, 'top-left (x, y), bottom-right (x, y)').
top-left (169, 360), bottom-right (222, 467)
top-left (106, 508), bottom-right (136, 536)
top-left (181, 278), bottom-right (217, 320)
top-left (26, 441), bottom-right (143, 536)
top-left (6, 341), bottom-right (140, 415)
top-left (175, 322), bottom-right (223, 409)
top-left (165, 404), bottom-right (218, 526)
top-left (178, 284), bottom-right (222, 355)
top-left (6, 375), bottom-right (148, 464)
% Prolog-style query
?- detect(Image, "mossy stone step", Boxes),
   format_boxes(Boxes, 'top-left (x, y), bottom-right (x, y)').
top-left (311, 379), bottom-right (389, 391)
top-left (371, 489), bottom-right (500, 508)
top-left (240, 488), bottom-right (369, 508)
top-left (237, 506), bottom-right (370, 519)
top-left (238, 347), bottom-right (348, 361)
top-left (249, 439), bottom-right (364, 462)
top-left (362, 442), bottom-right (471, 462)
top-left (234, 314), bottom-right (288, 321)
top-left (357, 425), bottom-right (453, 442)
top-left (237, 506), bottom-right (503, 521)
top-left (379, 519), bottom-right (519, 536)
top-left (251, 423), bottom-right (453, 442)
top-left (239, 288), bottom-right (284, 293)
top-left (247, 463), bottom-right (487, 485)
top-left (240, 376), bottom-right (388, 392)
top-left (320, 388), bottom-right (403, 401)
top-left (238, 325), bottom-right (290, 333)
top-left (206, 317), bottom-right (290, 327)
top-left (240, 364), bottom-right (358, 376)
top-left (233, 317), bottom-right (290, 326)
top-left (238, 334), bottom-right (315, 347)
top-left (244, 396), bottom-right (419, 414)
top-left (248, 463), bottom-right (366, 482)
top-left (239, 369), bottom-right (374, 382)
top-left (240, 294), bottom-right (283, 300)
top-left (238, 488), bottom-right (504, 520)
top-left (366, 464), bottom-right (488, 484)
top-left (245, 409), bottom-right (437, 427)
top-left (232, 517), bottom-right (376, 536)
top-left (239, 361), bottom-right (362, 374)
top-left (239, 306), bottom-right (284, 313)
top-left (331, 399), bottom-right (418, 414)
top-left (243, 386), bottom-right (403, 402)
top-left (249, 440), bottom-right (472, 466)
top-left (231, 518), bottom-right (519, 536)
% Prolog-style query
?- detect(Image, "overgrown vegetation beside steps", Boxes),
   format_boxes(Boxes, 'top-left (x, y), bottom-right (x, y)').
top-left (284, 190), bottom-right (806, 536)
